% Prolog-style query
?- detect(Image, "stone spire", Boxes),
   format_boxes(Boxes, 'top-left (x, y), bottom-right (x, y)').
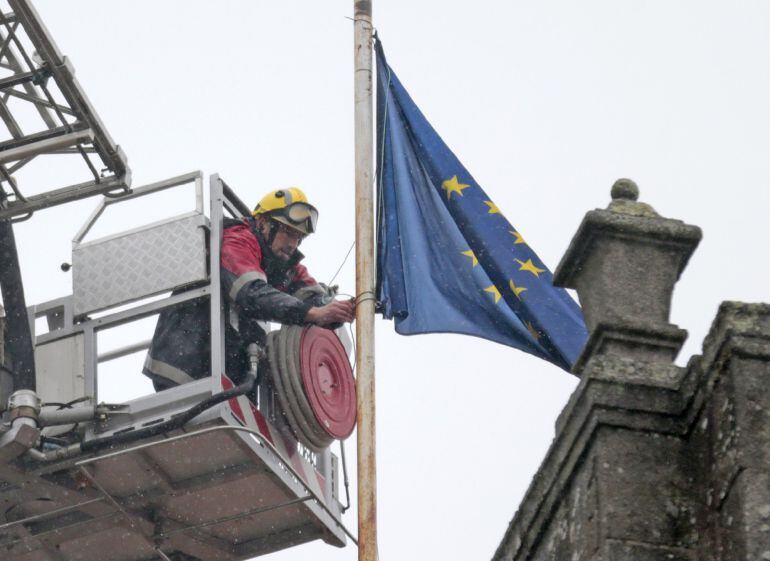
top-left (494, 182), bottom-right (769, 561)
top-left (554, 179), bottom-right (702, 373)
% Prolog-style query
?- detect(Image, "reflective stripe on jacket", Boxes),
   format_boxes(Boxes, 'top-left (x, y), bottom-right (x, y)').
top-left (143, 217), bottom-right (321, 390)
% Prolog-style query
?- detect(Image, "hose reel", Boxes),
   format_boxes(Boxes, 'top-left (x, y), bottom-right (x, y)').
top-left (266, 325), bottom-right (356, 451)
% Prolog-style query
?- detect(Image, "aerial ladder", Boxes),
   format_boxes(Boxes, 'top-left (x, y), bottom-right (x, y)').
top-left (0, 2), bottom-right (357, 560)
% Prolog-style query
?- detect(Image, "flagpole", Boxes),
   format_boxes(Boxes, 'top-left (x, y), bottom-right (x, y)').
top-left (353, 1), bottom-right (377, 560)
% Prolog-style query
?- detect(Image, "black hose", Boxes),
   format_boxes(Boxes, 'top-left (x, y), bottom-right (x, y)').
top-left (80, 373), bottom-right (256, 454)
top-left (40, 435), bottom-right (70, 447)
top-left (339, 440), bottom-right (352, 513)
top-left (0, 199), bottom-right (36, 391)
top-left (221, 181), bottom-right (252, 217)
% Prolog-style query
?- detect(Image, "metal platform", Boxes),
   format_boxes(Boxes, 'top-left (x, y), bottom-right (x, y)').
top-left (0, 379), bottom-right (348, 561)
top-left (0, 174), bottom-right (354, 560)
top-left (0, 4), bottom-right (353, 557)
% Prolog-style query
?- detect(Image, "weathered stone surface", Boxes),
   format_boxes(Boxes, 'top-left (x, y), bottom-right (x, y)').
top-left (525, 462), bottom-right (599, 561)
top-left (573, 319), bottom-right (688, 374)
top-left (492, 183), bottom-right (769, 561)
top-left (595, 428), bottom-right (697, 548)
top-left (554, 181), bottom-right (701, 369)
top-left (696, 304), bottom-right (770, 561)
top-left (555, 203), bottom-right (700, 324)
top-left (601, 539), bottom-right (695, 561)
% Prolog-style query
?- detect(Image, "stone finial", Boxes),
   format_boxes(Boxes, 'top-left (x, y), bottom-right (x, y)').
top-left (554, 180), bottom-right (702, 373)
top-left (607, 179), bottom-right (658, 218)
top-left (611, 178), bottom-right (639, 200)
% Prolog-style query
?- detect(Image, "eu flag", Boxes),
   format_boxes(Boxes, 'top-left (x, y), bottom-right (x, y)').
top-left (375, 39), bottom-right (588, 372)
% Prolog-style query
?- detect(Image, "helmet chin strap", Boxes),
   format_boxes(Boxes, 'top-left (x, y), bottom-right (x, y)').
top-left (262, 218), bottom-right (293, 275)
top-left (252, 217), bottom-right (278, 258)
top-left (266, 219), bottom-right (279, 250)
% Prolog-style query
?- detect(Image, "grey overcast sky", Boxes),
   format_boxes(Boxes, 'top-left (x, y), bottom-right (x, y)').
top-left (10, 2), bottom-right (770, 561)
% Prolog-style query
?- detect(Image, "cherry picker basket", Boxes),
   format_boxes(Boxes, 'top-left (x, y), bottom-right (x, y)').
top-left (2, 173), bottom-right (356, 561)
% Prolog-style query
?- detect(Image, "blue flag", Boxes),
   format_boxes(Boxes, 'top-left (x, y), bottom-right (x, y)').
top-left (374, 40), bottom-right (588, 371)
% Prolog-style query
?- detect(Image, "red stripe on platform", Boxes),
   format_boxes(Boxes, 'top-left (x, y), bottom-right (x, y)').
top-left (221, 374), bottom-right (246, 424)
top-left (280, 432), bottom-right (308, 480)
top-left (251, 406), bottom-right (275, 445)
top-left (315, 471), bottom-right (327, 499)
top-left (227, 397), bottom-right (246, 424)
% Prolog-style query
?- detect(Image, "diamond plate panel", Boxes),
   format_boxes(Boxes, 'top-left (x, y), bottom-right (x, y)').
top-left (73, 215), bottom-right (208, 315)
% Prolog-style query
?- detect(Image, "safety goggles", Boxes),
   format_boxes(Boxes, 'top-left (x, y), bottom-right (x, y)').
top-left (275, 202), bottom-right (318, 233)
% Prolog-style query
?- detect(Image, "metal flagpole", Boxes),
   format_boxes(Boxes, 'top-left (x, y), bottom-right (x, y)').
top-left (353, 1), bottom-right (376, 560)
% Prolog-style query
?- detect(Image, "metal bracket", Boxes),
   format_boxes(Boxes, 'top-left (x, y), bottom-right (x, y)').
top-left (0, 0), bottom-right (131, 219)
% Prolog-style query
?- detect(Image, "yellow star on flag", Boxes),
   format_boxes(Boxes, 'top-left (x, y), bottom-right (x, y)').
top-left (461, 250), bottom-right (478, 267)
top-left (515, 258), bottom-right (546, 278)
top-left (441, 175), bottom-right (470, 200)
top-left (484, 285), bottom-right (501, 304)
top-left (483, 200), bottom-right (500, 214)
top-left (509, 230), bottom-right (526, 245)
top-left (509, 279), bottom-right (527, 299)
top-left (525, 321), bottom-right (541, 341)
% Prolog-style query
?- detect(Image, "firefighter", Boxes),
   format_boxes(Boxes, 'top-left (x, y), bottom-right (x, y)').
top-left (143, 187), bottom-right (355, 391)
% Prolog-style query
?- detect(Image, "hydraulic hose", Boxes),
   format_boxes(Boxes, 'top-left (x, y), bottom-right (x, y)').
top-left (0, 206), bottom-right (36, 391)
top-left (28, 375), bottom-right (256, 463)
top-left (221, 181), bottom-right (251, 217)
top-left (79, 373), bottom-right (256, 454)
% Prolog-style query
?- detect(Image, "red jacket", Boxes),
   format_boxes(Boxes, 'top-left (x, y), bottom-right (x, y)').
top-left (143, 217), bottom-right (322, 389)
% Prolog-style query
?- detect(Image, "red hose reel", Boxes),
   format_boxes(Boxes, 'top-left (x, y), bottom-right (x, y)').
top-left (267, 325), bottom-right (356, 451)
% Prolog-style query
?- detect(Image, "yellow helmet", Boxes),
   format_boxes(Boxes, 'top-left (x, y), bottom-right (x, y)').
top-left (253, 187), bottom-right (318, 235)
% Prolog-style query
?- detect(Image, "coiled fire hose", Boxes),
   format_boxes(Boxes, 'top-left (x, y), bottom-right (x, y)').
top-left (267, 325), bottom-right (356, 452)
